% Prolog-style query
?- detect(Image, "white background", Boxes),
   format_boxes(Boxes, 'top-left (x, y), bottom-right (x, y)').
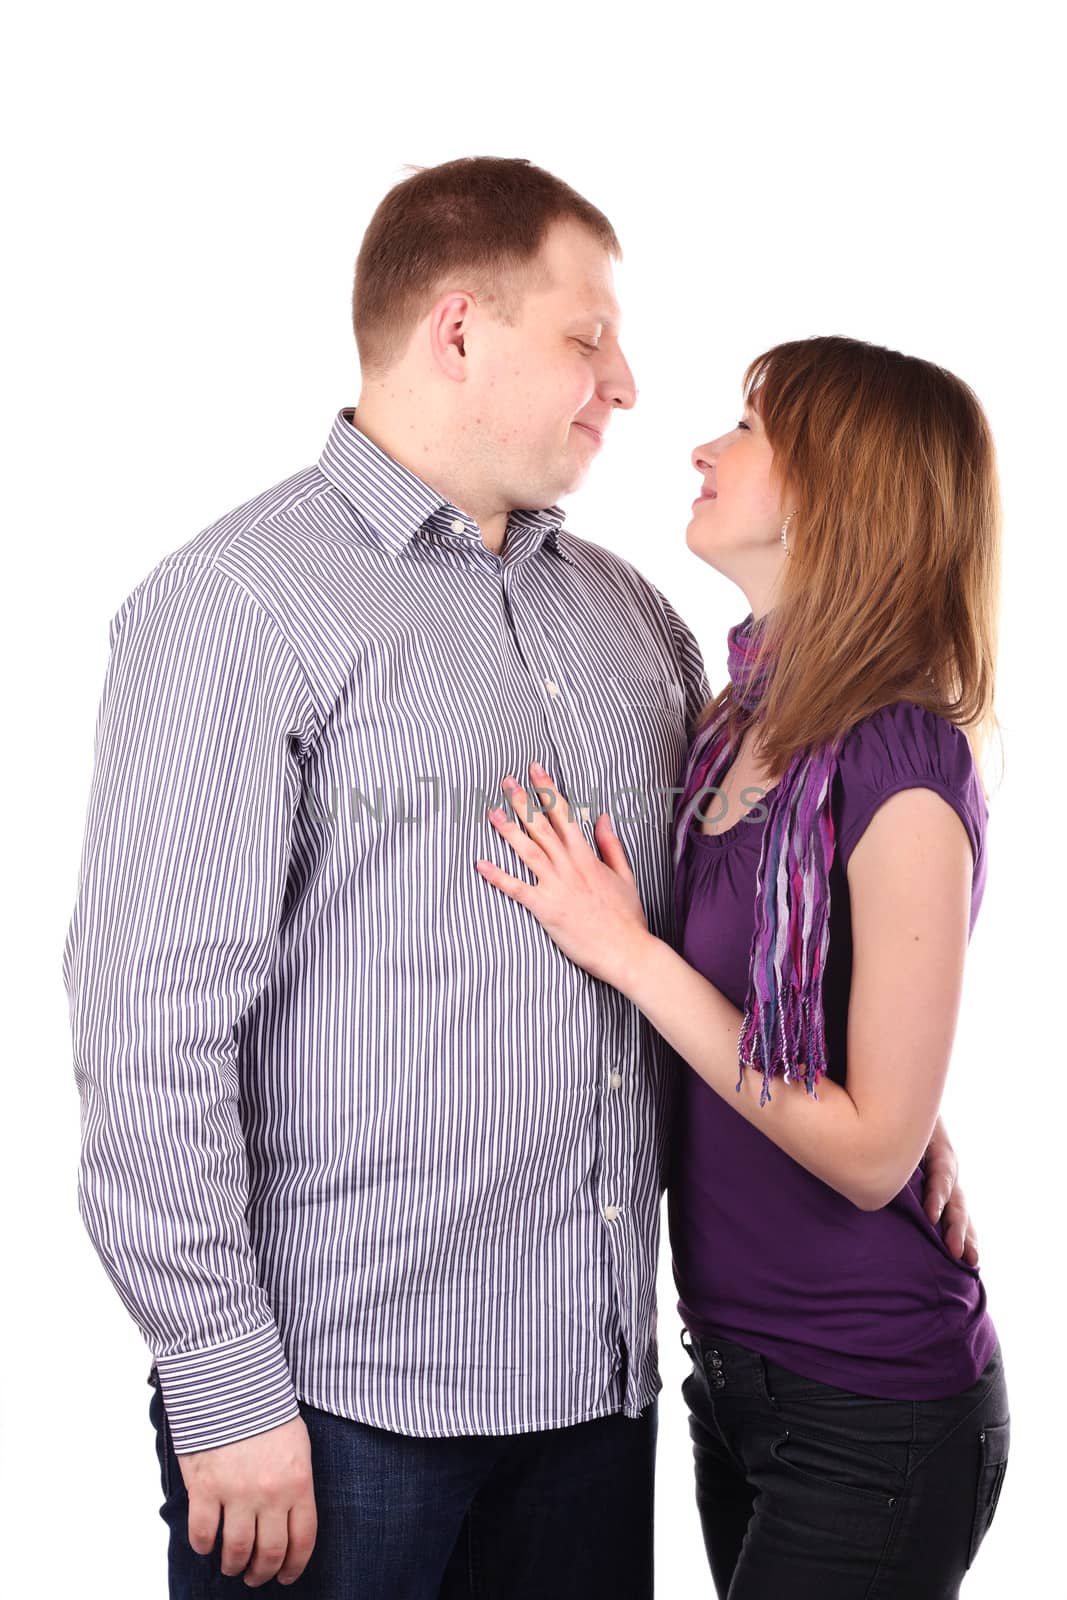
top-left (2, 2), bottom-right (1060, 1593)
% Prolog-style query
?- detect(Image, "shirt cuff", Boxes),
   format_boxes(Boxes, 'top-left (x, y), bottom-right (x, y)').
top-left (153, 1322), bottom-right (301, 1455)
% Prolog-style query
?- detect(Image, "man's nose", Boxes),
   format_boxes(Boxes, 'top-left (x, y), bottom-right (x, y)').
top-left (602, 351), bottom-right (638, 411)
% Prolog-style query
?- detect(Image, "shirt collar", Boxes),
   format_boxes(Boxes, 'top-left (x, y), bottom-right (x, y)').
top-left (318, 408), bottom-right (575, 566)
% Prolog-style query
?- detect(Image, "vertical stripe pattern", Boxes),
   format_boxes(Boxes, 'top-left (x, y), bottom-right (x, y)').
top-left (62, 409), bottom-right (712, 1454)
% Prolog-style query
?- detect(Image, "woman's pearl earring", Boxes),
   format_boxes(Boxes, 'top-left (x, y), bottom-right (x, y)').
top-left (780, 511), bottom-right (796, 555)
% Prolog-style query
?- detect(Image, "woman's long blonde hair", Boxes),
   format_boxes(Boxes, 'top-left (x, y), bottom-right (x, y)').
top-left (696, 335), bottom-right (1003, 800)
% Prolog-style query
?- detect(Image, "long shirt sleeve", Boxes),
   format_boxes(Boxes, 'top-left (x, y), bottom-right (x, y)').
top-left (62, 558), bottom-right (321, 1453)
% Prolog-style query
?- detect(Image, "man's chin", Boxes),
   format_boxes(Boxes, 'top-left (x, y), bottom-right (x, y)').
top-left (516, 476), bottom-right (582, 511)
top-left (553, 474), bottom-right (584, 501)
top-left (557, 456), bottom-right (594, 498)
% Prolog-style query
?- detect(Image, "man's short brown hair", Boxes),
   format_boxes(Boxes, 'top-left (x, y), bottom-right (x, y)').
top-left (352, 156), bottom-right (621, 376)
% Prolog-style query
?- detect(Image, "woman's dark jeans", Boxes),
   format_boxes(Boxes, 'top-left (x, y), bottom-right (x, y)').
top-left (147, 1369), bottom-right (657, 1598)
top-left (681, 1327), bottom-right (1009, 1598)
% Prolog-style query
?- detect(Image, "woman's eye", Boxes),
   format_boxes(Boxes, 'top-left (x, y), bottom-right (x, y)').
top-left (736, 419), bottom-right (750, 431)
top-left (577, 340), bottom-right (600, 353)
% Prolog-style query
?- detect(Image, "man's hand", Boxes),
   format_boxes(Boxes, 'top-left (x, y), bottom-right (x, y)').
top-left (921, 1115), bottom-right (980, 1268)
top-left (178, 1414), bottom-right (317, 1587)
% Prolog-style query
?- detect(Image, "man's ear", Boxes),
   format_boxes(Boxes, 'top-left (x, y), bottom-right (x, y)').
top-left (427, 291), bottom-right (476, 383)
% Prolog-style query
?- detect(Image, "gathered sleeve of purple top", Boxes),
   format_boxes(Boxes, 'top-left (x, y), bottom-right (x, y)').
top-left (669, 699), bottom-right (998, 1400)
top-left (835, 699), bottom-right (987, 907)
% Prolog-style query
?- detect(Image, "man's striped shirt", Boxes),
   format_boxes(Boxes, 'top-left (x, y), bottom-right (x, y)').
top-left (62, 408), bottom-right (712, 1454)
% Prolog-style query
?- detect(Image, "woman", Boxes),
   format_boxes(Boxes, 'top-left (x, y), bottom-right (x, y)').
top-left (474, 335), bottom-right (1010, 1597)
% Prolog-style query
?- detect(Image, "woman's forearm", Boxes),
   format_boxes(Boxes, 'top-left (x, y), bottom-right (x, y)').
top-left (618, 931), bottom-right (885, 1209)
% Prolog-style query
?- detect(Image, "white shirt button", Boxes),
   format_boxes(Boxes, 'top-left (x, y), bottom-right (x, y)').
top-left (544, 679), bottom-right (559, 696)
top-left (450, 518), bottom-right (465, 535)
top-left (609, 1071), bottom-right (622, 1089)
top-left (603, 1205), bottom-right (619, 1222)
top-left (578, 804), bottom-right (591, 824)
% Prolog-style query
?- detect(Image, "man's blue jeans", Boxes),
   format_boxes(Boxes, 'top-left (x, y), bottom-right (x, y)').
top-left (148, 1371), bottom-right (657, 1597)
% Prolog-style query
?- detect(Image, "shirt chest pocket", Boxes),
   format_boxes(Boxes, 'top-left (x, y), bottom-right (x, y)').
top-left (608, 670), bottom-right (686, 718)
top-left (594, 671), bottom-right (689, 819)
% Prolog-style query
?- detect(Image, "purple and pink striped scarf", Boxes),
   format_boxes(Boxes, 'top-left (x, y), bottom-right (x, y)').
top-left (672, 610), bottom-right (845, 1105)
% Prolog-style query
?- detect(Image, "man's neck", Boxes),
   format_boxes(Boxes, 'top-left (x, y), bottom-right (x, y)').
top-left (350, 404), bottom-right (509, 556)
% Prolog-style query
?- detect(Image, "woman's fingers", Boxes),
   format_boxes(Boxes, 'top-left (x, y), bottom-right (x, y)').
top-left (474, 855), bottom-right (535, 906)
top-left (593, 811), bottom-right (636, 882)
top-left (486, 800), bottom-right (552, 873)
top-left (500, 771), bottom-right (574, 847)
top-left (525, 763), bottom-right (592, 845)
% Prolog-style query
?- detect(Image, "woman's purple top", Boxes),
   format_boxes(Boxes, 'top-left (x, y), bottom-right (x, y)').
top-left (670, 699), bottom-right (998, 1399)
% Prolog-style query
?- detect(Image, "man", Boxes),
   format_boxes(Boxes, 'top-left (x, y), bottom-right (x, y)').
top-left (63, 156), bottom-right (974, 1598)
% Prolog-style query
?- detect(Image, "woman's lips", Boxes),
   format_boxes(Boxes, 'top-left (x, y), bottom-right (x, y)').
top-left (692, 490), bottom-right (717, 505)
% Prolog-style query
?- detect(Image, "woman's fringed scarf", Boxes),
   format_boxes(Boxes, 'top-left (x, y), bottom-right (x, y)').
top-left (672, 610), bottom-right (845, 1106)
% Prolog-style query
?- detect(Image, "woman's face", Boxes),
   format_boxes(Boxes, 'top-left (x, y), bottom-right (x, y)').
top-left (686, 401), bottom-right (789, 592)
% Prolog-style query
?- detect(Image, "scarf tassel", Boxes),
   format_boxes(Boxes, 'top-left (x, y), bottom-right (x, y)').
top-left (736, 988), bottom-right (831, 1106)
